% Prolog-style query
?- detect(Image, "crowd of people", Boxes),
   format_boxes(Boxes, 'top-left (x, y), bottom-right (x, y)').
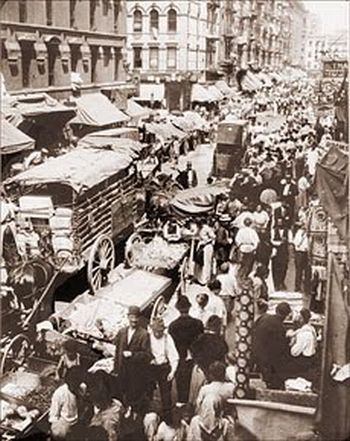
top-left (44, 75), bottom-right (333, 441)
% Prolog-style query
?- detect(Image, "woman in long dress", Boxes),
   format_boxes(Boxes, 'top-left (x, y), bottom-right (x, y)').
top-left (194, 220), bottom-right (216, 285)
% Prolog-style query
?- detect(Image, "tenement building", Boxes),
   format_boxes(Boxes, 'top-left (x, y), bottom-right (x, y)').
top-left (0, 0), bottom-right (132, 100)
top-left (126, 0), bottom-right (208, 110)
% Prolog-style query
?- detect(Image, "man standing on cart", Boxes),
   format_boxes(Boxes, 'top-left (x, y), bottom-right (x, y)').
top-left (113, 305), bottom-right (152, 416)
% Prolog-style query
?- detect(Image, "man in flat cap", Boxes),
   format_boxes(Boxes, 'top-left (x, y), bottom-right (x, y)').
top-left (168, 296), bottom-right (204, 403)
top-left (113, 305), bottom-right (152, 414)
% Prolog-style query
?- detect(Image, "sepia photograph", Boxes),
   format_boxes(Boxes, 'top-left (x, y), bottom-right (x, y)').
top-left (0, 0), bottom-right (349, 440)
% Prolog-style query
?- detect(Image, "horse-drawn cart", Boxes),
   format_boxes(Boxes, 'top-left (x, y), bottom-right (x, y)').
top-left (4, 147), bottom-right (143, 294)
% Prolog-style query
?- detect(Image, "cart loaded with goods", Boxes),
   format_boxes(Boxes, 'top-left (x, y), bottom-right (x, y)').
top-left (4, 147), bottom-right (143, 295)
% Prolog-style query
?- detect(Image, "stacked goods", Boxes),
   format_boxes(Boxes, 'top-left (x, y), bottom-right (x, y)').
top-left (128, 236), bottom-right (187, 271)
top-left (64, 298), bottom-right (128, 340)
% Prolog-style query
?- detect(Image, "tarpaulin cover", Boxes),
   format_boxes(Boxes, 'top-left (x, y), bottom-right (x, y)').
top-left (8, 148), bottom-right (133, 193)
top-left (126, 99), bottom-right (150, 119)
top-left (315, 141), bottom-right (349, 242)
top-left (70, 93), bottom-right (129, 126)
top-left (78, 135), bottom-right (145, 158)
top-left (170, 184), bottom-right (228, 216)
top-left (191, 84), bottom-right (215, 103)
top-left (0, 114), bottom-right (35, 155)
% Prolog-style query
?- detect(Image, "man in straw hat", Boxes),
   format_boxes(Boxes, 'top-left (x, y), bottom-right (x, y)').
top-left (149, 317), bottom-right (179, 423)
top-left (113, 305), bottom-right (152, 414)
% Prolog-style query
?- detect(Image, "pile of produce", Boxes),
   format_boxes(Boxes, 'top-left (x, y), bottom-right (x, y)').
top-left (0, 400), bottom-right (40, 433)
top-left (0, 372), bottom-right (40, 400)
top-left (25, 377), bottom-right (57, 414)
top-left (129, 236), bottom-right (187, 271)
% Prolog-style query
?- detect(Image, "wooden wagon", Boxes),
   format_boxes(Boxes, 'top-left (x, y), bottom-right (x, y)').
top-left (5, 147), bottom-right (143, 294)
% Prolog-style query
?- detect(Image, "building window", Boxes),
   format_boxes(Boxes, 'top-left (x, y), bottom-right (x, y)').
top-left (46, 0), bottom-right (53, 25)
top-left (69, 0), bottom-right (76, 28)
top-left (90, 0), bottom-right (97, 30)
top-left (133, 47), bottom-right (142, 69)
top-left (167, 8), bottom-right (177, 32)
top-left (91, 46), bottom-right (98, 83)
top-left (71, 45), bottom-right (81, 71)
top-left (19, 0), bottom-right (27, 22)
top-left (102, 0), bottom-right (109, 16)
top-left (133, 9), bottom-right (142, 32)
top-left (150, 9), bottom-right (159, 31)
top-left (167, 47), bottom-right (176, 69)
top-left (113, 0), bottom-right (120, 31)
top-left (47, 42), bottom-right (60, 86)
top-left (149, 47), bottom-right (159, 69)
top-left (21, 42), bottom-right (35, 88)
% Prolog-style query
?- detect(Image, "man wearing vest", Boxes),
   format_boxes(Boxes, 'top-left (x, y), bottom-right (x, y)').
top-left (149, 318), bottom-right (179, 423)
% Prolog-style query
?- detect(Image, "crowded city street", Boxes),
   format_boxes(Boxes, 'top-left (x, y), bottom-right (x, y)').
top-left (0, 1), bottom-right (349, 441)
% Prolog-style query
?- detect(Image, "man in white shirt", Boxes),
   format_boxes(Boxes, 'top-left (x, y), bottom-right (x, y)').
top-left (289, 308), bottom-right (317, 379)
top-left (189, 293), bottom-right (211, 326)
top-left (149, 318), bottom-right (179, 423)
top-left (49, 367), bottom-right (82, 440)
top-left (292, 224), bottom-right (309, 292)
top-left (207, 280), bottom-right (227, 331)
top-left (235, 217), bottom-right (260, 279)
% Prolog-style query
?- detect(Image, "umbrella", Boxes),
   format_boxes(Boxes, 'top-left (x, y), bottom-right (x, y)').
top-left (260, 188), bottom-right (278, 205)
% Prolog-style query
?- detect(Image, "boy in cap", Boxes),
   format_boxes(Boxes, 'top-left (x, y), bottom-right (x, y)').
top-left (169, 296), bottom-right (204, 403)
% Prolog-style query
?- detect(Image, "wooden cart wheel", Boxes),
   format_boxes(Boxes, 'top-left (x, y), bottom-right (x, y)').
top-left (0, 334), bottom-right (31, 375)
top-left (87, 235), bottom-right (115, 294)
top-left (150, 295), bottom-right (167, 323)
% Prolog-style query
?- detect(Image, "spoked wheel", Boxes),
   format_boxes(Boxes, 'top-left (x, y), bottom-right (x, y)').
top-left (87, 235), bottom-right (115, 294)
top-left (0, 334), bottom-right (31, 375)
top-left (150, 295), bottom-right (167, 323)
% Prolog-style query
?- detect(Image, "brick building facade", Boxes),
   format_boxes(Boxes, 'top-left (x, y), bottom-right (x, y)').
top-left (1, 0), bottom-right (132, 100)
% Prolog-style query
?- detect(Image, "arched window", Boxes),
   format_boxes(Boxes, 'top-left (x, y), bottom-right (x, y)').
top-left (167, 8), bottom-right (177, 32)
top-left (150, 9), bottom-right (159, 31)
top-left (133, 9), bottom-right (142, 32)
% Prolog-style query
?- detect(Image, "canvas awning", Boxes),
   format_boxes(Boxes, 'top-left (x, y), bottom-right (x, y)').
top-left (0, 114), bottom-right (35, 155)
top-left (14, 93), bottom-right (75, 119)
top-left (191, 84), bottom-right (215, 103)
top-left (146, 122), bottom-right (186, 140)
top-left (126, 99), bottom-right (150, 119)
top-left (7, 148), bottom-right (134, 193)
top-left (315, 141), bottom-right (349, 242)
top-left (169, 115), bottom-right (194, 133)
top-left (215, 80), bottom-right (231, 95)
top-left (137, 83), bottom-right (165, 102)
top-left (183, 111), bottom-right (209, 131)
top-left (208, 85), bottom-right (224, 101)
top-left (70, 93), bottom-right (129, 127)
